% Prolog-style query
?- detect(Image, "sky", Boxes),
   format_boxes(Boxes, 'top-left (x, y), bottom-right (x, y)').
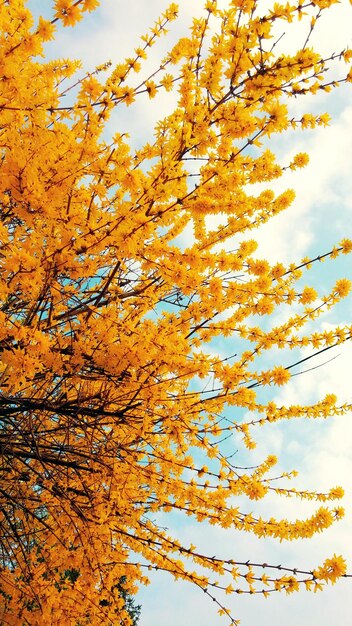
top-left (27, 1), bottom-right (352, 624)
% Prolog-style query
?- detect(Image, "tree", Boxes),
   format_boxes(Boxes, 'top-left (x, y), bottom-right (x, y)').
top-left (0, 0), bottom-right (351, 624)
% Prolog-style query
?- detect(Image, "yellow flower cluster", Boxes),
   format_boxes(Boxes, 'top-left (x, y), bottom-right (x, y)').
top-left (0, 0), bottom-right (351, 624)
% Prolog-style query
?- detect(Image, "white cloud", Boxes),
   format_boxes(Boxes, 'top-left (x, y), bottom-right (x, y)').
top-left (238, 101), bottom-right (352, 264)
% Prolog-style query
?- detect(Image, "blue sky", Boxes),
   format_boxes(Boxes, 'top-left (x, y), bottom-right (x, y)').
top-left (27, 1), bottom-right (352, 624)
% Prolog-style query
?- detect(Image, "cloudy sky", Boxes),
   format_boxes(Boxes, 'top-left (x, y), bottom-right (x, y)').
top-left (28, 1), bottom-right (352, 624)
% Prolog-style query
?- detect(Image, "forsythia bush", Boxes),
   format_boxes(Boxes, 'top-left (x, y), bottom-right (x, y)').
top-left (0, 0), bottom-right (351, 624)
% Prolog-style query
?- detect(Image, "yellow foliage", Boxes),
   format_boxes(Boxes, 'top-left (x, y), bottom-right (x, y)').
top-left (0, 0), bottom-right (351, 624)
